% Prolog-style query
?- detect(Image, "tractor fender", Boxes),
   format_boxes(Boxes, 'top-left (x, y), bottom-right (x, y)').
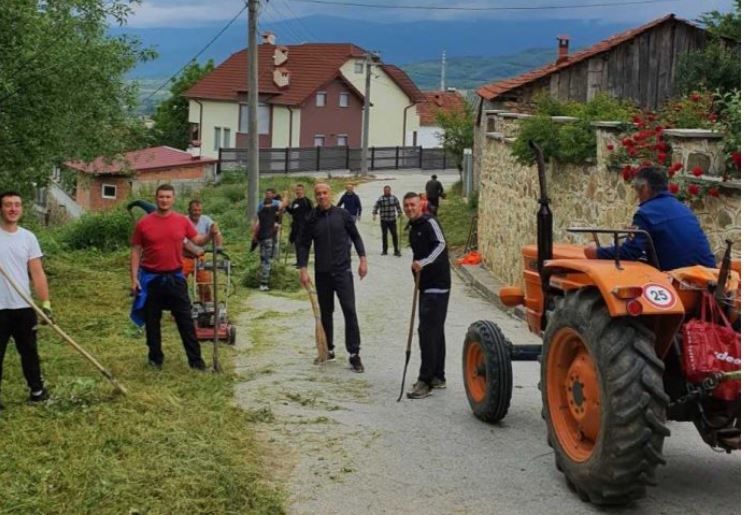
top-left (544, 259), bottom-right (684, 357)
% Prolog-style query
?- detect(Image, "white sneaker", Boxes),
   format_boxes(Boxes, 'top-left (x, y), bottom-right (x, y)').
top-left (259, 284), bottom-right (269, 291)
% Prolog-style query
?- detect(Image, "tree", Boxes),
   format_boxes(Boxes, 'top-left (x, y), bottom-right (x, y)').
top-left (435, 99), bottom-right (474, 174)
top-left (0, 1), bottom-right (153, 196)
top-left (675, 1), bottom-right (740, 95)
top-left (150, 60), bottom-right (215, 150)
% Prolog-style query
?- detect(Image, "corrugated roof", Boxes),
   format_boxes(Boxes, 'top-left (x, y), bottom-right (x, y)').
top-left (477, 14), bottom-right (702, 101)
top-left (417, 90), bottom-right (466, 126)
top-left (66, 146), bottom-right (217, 175)
top-left (184, 43), bottom-right (420, 105)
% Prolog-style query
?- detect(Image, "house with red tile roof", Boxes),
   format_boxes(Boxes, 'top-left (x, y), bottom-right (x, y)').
top-left (411, 89), bottom-right (467, 148)
top-left (65, 146), bottom-right (217, 212)
top-left (185, 33), bottom-right (425, 158)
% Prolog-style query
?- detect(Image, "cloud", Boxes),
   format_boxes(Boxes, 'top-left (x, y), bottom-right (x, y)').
top-left (125, 0), bottom-right (734, 27)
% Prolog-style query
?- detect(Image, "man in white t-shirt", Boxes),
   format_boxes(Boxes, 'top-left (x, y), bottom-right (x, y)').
top-left (0, 191), bottom-right (52, 409)
top-left (182, 199), bottom-right (222, 302)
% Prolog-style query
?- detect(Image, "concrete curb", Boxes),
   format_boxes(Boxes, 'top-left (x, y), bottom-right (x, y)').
top-left (450, 257), bottom-right (527, 321)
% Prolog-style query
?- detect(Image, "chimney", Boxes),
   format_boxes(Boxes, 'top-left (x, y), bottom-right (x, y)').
top-left (261, 32), bottom-right (276, 45)
top-left (273, 67), bottom-right (290, 89)
top-left (556, 35), bottom-right (570, 64)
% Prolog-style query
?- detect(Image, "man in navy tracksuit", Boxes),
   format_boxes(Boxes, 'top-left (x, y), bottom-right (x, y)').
top-left (584, 167), bottom-right (715, 270)
top-left (336, 183), bottom-right (362, 221)
top-left (403, 191), bottom-right (451, 399)
top-left (298, 183), bottom-right (368, 373)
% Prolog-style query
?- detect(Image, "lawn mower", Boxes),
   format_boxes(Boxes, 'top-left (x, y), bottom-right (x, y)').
top-left (189, 248), bottom-right (236, 345)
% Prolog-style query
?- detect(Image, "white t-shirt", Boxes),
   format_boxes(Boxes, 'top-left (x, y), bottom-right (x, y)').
top-left (0, 227), bottom-right (43, 309)
top-left (191, 214), bottom-right (214, 235)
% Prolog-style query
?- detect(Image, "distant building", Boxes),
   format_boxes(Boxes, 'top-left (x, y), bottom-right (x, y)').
top-left (410, 89), bottom-right (467, 148)
top-left (184, 33), bottom-right (425, 157)
top-left (64, 146), bottom-right (216, 212)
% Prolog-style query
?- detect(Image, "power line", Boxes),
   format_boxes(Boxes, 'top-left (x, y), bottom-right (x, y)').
top-left (142, 3), bottom-right (248, 103)
top-left (292, 0), bottom-right (679, 11)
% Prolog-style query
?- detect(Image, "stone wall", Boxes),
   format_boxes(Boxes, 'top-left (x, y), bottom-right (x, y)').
top-left (478, 112), bottom-right (741, 288)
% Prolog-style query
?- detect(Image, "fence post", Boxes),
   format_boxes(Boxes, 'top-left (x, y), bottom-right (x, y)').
top-left (217, 148), bottom-right (222, 176)
top-left (285, 147), bottom-right (290, 173)
top-left (463, 148), bottom-right (473, 197)
top-left (442, 150), bottom-right (447, 170)
top-left (316, 145), bottom-right (321, 171)
top-left (395, 146), bottom-right (399, 169)
top-left (345, 145), bottom-right (350, 170)
top-left (419, 146), bottom-right (423, 169)
top-left (371, 147), bottom-right (375, 171)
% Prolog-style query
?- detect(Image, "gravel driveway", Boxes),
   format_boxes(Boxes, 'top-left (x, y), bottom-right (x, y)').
top-left (235, 170), bottom-right (740, 515)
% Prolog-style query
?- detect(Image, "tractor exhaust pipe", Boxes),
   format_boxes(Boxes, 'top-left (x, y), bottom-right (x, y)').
top-left (529, 141), bottom-right (553, 331)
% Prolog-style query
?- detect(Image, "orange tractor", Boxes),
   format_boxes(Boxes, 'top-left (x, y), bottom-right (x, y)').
top-left (462, 143), bottom-right (740, 506)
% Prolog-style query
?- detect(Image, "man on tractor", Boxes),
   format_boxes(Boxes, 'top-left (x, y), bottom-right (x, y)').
top-left (583, 167), bottom-right (716, 270)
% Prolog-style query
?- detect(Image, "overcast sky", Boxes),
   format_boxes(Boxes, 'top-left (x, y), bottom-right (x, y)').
top-left (124, 0), bottom-right (734, 27)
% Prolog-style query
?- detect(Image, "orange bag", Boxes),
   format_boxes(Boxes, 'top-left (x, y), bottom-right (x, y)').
top-left (456, 251), bottom-right (482, 266)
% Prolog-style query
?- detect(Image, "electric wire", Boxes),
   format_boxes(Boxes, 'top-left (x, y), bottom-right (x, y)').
top-left (291, 0), bottom-right (680, 11)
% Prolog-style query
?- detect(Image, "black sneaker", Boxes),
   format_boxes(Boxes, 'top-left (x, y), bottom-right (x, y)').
top-left (327, 350), bottom-right (336, 361)
top-left (349, 354), bottom-right (364, 373)
top-left (190, 361), bottom-right (208, 371)
top-left (407, 381), bottom-right (432, 399)
top-left (29, 387), bottom-right (50, 403)
top-left (394, 251), bottom-right (401, 257)
top-left (381, 251), bottom-right (388, 256)
top-left (148, 360), bottom-right (163, 370)
top-left (431, 378), bottom-right (447, 389)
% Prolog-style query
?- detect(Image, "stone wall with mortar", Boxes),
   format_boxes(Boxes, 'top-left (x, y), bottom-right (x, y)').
top-left (478, 112), bottom-right (741, 288)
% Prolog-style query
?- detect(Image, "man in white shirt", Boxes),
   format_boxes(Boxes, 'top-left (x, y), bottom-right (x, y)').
top-left (182, 199), bottom-right (222, 302)
top-left (0, 191), bottom-right (52, 409)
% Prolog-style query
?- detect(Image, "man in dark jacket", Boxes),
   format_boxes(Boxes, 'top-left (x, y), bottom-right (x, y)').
top-left (336, 183), bottom-right (362, 221)
top-left (425, 174), bottom-right (446, 217)
top-left (298, 183), bottom-right (368, 372)
top-left (285, 184), bottom-right (313, 262)
top-left (403, 191), bottom-right (451, 399)
top-left (584, 167), bottom-right (715, 271)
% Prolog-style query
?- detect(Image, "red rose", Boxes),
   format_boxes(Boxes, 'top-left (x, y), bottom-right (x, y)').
top-left (622, 166), bottom-right (632, 181)
top-left (628, 148), bottom-right (638, 157)
top-left (668, 183), bottom-right (680, 194)
top-left (690, 93), bottom-right (701, 102)
top-left (731, 151), bottom-right (741, 170)
top-left (657, 153), bottom-right (667, 164)
top-left (708, 113), bottom-right (718, 122)
top-left (633, 133), bottom-right (643, 142)
top-left (692, 166), bottom-right (704, 177)
top-left (655, 143), bottom-right (667, 152)
top-left (708, 187), bottom-right (720, 198)
top-left (655, 126), bottom-right (664, 133)
top-left (688, 184), bottom-right (700, 196)
top-left (622, 138), bottom-right (634, 147)
top-left (647, 114), bottom-right (656, 122)
top-left (606, 144), bottom-right (614, 151)
top-left (670, 162), bottom-right (683, 172)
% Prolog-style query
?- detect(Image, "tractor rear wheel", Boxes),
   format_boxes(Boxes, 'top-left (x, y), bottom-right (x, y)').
top-left (542, 289), bottom-right (670, 505)
top-left (462, 320), bottom-right (513, 422)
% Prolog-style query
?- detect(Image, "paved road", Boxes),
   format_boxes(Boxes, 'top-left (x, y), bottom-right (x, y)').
top-left (235, 171), bottom-right (740, 515)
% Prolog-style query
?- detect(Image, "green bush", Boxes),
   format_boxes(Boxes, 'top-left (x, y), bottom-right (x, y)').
top-left (241, 252), bottom-right (300, 291)
top-left (676, 42), bottom-right (740, 95)
top-left (511, 115), bottom-right (561, 165)
top-left (59, 210), bottom-right (133, 251)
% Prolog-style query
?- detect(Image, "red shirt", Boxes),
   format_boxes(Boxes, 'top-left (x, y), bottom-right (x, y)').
top-left (132, 212), bottom-right (197, 271)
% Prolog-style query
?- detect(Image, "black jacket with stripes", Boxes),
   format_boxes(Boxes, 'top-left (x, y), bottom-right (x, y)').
top-left (408, 214), bottom-right (451, 291)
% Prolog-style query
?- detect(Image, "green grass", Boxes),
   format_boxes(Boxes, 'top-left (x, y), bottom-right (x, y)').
top-left (0, 174), bottom-right (363, 514)
top-left (439, 181), bottom-right (478, 251)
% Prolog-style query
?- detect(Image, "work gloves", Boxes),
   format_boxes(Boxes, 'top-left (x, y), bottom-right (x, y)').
top-left (41, 300), bottom-right (54, 324)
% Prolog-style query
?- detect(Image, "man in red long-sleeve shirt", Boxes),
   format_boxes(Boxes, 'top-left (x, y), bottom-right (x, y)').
top-left (130, 184), bottom-right (216, 370)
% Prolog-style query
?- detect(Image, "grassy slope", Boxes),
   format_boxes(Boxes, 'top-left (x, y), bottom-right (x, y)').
top-left (0, 175), bottom-right (355, 514)
top-left (438, 181), bottom-right (478, 252)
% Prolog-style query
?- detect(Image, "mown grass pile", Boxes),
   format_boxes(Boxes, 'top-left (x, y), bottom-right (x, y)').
top-left (0, 174), bottom-right (357, 513)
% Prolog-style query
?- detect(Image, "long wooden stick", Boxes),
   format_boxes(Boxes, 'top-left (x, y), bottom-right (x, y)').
top-left (0, 261), bottom-right (128, 395)
top-left (304, 281), bottom-right (328, 364)
top-left (397, 271), bottom-right (420, 402)
top-left (211, 241), bottom-right (220, 373)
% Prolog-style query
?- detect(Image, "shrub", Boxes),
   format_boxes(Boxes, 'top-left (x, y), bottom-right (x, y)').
top-left (241, 253), bottom-right (300, 291)
top-left (59, 210), bottom-right (133, 251)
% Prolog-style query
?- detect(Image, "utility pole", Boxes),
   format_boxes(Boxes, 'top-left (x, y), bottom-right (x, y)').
top-left (440, 49), bottom-right (446, 91)
top-left (246, 0), bottom-right (260, 220)
top-left (360, 52), bottom-right (372, 176)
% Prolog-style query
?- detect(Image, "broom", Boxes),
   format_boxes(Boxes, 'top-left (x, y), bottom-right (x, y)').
top-left (304, 280), bottom-right (329, 364)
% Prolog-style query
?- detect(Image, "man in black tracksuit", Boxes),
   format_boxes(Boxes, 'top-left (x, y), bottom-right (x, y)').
top-left (284, 184), bottom-right (313, 263)
top-left (403, 191), bottom-right (451, 399)
top-left (298, 183), bottom-right (368, 372)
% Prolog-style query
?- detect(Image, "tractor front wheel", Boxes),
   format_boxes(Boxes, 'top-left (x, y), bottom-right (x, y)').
top-left (542, 290), bottom-right (670, 505)
top-left (462, 320), bottom-right (513, 423)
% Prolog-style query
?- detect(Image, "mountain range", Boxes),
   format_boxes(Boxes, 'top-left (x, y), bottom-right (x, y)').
top-left (119, 14), bottom-right (631, 84)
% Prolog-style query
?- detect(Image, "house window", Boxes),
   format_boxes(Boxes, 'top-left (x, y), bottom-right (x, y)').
top-left (239, 103), bottom-right (270, 134)
top-left (213, 127), bottom-right (221, 151)
top-left (316, 92), bottom-right (327, 107)
top-left (339, 92), bottom-right (349, 108)
top-left (337, 135), bottom-right (348, 147)
top-left (313, 135), bottom-right (325, 147)
top-left (223, 128), bottom-right (231, 148)
top-left (101, 184), bottom-right (117, 200)
top-left (354, 61), bottom-right (364, 74)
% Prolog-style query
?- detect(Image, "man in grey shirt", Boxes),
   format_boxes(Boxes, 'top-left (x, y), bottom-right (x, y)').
top-left (183, 200), bottom-right (223, 302)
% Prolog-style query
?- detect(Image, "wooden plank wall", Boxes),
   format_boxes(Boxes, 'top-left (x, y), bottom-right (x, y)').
top-left (515, 20), bottom-right (712, 110)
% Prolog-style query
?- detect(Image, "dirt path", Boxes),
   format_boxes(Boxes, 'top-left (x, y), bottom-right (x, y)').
top-left (234, 171), bottom-right (740, 515)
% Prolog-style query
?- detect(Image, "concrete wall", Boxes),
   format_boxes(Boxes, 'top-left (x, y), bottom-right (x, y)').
top-left (271, 106), bottom-right (301, 148)
top-left (189, 99), bottom-right (239, 159)
top-left (478, 112), bottom-right (741, 288)
top-left (406, 126), bottom-right (443, 148)
top-left (340, 59), bottom-right (420, 147)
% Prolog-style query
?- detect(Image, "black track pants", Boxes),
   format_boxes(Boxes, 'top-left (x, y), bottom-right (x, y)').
top-left (315, 271), bottom-right (360, 355)
top-left (0, 308), bottom-right (44, 392)
top-left (380, 219), bottom-right (398, 253)
top-left (417, 291), bottom-right (450, 384)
